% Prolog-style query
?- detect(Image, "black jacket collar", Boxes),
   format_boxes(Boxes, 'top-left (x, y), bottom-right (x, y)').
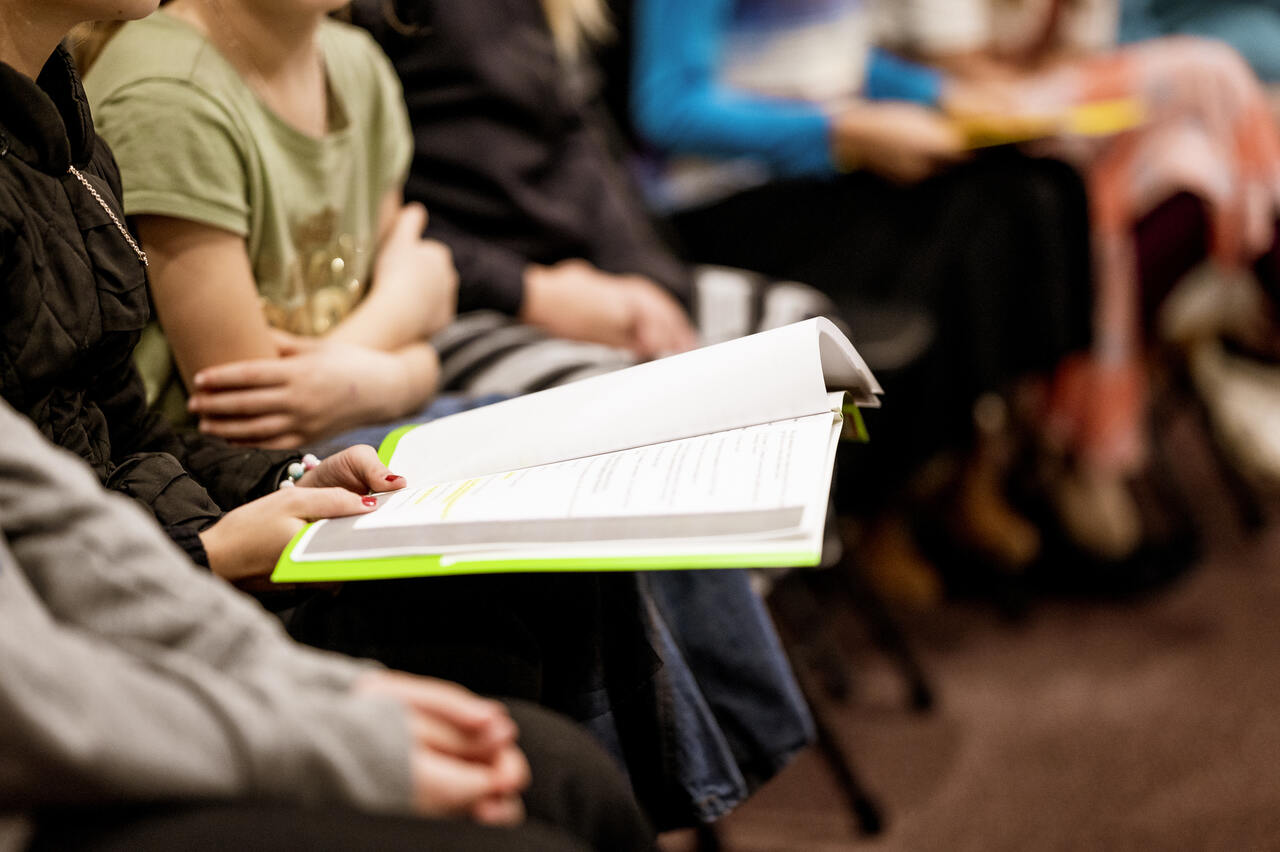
top-left (0, 46), bottom-right (95, 175)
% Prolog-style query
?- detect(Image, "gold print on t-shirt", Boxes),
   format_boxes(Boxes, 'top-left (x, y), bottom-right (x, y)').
top-left (262, 207), bottom-right (369, 336)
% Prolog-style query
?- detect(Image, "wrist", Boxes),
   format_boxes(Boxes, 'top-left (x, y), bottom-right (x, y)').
top-left (389, 344), bottom-right (439, 419)
top-left (830, 124), bottom-right (861, 173)
top-left (198, 522), bottom-right (230, 581)
top-left (830, 105), bottom-right (873, 172)
top-left (520, 264), bottom-right (552, 325)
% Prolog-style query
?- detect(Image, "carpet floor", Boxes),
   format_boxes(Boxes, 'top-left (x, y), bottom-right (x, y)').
top-left (680, 410), bottom-right (1280, 851)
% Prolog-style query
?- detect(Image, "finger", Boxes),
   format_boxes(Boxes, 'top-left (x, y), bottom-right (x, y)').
top-left (198, 414), bottom-right (296, 442)
top-left (188, 387), bottom-right (290, 417)
top-left (471, 794), bottom-right (526, 827)
top-left (270, 328), bottom-right (316, 356)
top-left (281, 486), bottom-right (379, 522)
top-left (630, 321), bottom-right (665, 359)
top-left (632, 310), bottom-right (681, 358)
top-left (626, 283), bottom-right (696, 355)
top-left (363, 673), bottom-right (513, 735)
top-left (884, 156), bottom-right (933, 185)
top-left (658, 308), bottom-right (698, 354)
top-left (407, 685), bottom-right (515, 738)
top-left (927, 123), bottom-right (967, 157)
top-left (301, 444), bottom-right (405, 493)
top-left (410, 749), bottom-right (508, 818)
top-left (656, 300), bottom-right (698, 352)
top-left (409, 710), bottom-right (507, 762)
top-left (390, 202), bottom-right (429, 245)
top-left (193, 359), bottom-right (292, 391)
top-left (490, 743), bottom-right (531, 796)
top-left (676, 321), bottom-right (699, 352)
top-left (407, 706), bottom-right (517, 757)
top-left (251, 434), bottom-right (306, 450)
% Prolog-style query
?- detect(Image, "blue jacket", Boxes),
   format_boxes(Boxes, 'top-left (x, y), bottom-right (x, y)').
top-left (632, 0), bottom-right (943, 177)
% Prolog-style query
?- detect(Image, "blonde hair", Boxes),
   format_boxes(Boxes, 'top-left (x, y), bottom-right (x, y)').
top-left (540, 0), bottom-right (612, 61)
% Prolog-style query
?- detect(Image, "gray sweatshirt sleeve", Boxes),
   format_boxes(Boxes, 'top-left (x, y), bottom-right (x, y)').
top-left (0, 403), bottom-right (413, 813)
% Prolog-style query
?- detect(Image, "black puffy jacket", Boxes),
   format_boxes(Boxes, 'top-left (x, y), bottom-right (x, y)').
top-left (0, 48), bottom-right (294, 566)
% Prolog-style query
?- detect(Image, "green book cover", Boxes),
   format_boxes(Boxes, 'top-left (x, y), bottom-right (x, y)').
top-left (271, 319), bottom-right (878, 584)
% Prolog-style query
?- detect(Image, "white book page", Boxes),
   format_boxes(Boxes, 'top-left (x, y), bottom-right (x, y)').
top-left (291, 412), bottom-right (841, 562)
top-left (365, 412), bottom-right (832, 530)
top-left (388, 317), bottom-right (873, 486)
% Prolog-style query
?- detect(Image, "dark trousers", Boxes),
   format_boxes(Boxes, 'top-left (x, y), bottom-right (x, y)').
top-left (671, 154), bottom-right (1094, 495)
top-left (281, 573), bottom-right (660, 721)
top-left (29, 701), bottom-right (656, 852)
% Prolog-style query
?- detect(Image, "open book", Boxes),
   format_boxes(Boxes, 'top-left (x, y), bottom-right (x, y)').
top-left (955, 97), bottom-right (1145, 149)
top-left (273, 318), bottom-right (881, 582)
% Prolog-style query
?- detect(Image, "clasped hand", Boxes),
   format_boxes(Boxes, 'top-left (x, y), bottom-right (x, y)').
top-left (522, 259), bottom-right (698, 358)
top-left (831, 101), bottom-right (968, 184)
top-left (353, 671), bottom-right (530, 825)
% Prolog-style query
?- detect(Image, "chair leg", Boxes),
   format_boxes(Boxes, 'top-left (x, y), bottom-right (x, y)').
top-left (801, 670), bottom-right (886, 836)
top-left (769, 570), bottom-right (852, 700)
top-left (769, 572), bottom-right (887, 836)
top-left (840, 566), bottom-right (935, 713)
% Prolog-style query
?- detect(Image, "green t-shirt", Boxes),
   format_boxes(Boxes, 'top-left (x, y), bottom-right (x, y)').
top-left (85, 11), bottom-right (413, 413)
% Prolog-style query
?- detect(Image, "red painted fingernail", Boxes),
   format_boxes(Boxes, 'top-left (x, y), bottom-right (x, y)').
top-left (362, 496), bottom-right (378, 507)
top-left (385, 474), bottom-right (403, 482)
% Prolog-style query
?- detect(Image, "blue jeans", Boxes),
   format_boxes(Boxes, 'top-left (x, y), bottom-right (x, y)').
top-left (642, 570), bottom-right (815, 822)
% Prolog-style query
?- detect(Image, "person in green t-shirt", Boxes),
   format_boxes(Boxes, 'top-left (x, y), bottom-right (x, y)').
top-left (84, 0), bottom-right (456, 447)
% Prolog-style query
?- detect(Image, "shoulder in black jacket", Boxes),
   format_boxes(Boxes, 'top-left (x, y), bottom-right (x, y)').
top-left (0, 48), bottom-right (296, 566)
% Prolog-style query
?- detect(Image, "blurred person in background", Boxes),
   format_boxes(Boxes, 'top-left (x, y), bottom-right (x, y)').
top-left (882, 0), bottom-right (1280, 579)
top-left (628, 0), bottom-right (1096, 597)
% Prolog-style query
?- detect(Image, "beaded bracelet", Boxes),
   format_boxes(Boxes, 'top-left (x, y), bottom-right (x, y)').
top-left (278, 453), bottom-right (321, 489)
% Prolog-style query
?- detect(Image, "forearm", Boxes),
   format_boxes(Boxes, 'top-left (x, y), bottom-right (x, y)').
top-left (0, 406), bottom-right (259, 658)
top-left (379, 342), bottom-right (440, 421)
top-left (330, 206), bottom-right (457, 349)
top-left (329, 341), bottom-right (440, 426)
top-left (632, 0), bottom-right (836, 176)
top-left (293, 339), bottom-right (440, 429)
top-left (326, 285), bottom-right (428, 350)
top-left (866, 49), bottom-right (944, 105)
top-left (634, 80), bottom-right (835, 178)
top-left (0, 610), bottom-right (260, 807)
top-left (0, 608), bottom-right (410, 813)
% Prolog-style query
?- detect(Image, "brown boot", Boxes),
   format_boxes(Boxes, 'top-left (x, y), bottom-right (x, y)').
top-left (853, 514), bottom-right (944, 611)
top-left (948, 394), bottom-right (1042, 571)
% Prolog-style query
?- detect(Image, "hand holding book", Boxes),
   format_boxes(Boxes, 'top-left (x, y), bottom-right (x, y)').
top-left (274, 318), bottom-right (880, 582)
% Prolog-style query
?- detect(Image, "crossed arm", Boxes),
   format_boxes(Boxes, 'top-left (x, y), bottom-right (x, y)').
top-left (139, 189), bottom-right (456, 448)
